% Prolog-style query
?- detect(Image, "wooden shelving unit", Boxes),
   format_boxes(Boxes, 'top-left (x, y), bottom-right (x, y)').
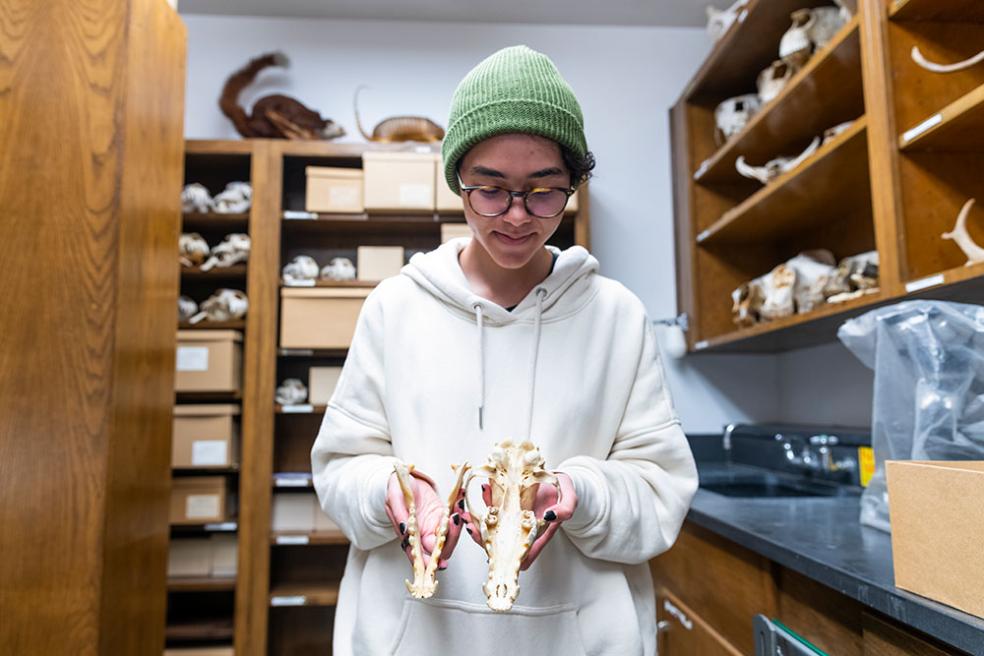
top-left (168, 576), bottom-right (237, 592)
top-left (270, 530), bottom-right (348, 545)
top-left (180, 264), bottom-right (248, 279)
top-left (182, 211), bottom-right (250, 231)
top-left (178, 320), bottom-right (247, 330)
top-left (672, 0), bottom-right (984, 353)
top-left (269, 583), bottom-right (340, 607)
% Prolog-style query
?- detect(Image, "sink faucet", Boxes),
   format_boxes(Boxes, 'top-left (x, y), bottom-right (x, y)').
top-left (774, 433), bottom-right (856, 474)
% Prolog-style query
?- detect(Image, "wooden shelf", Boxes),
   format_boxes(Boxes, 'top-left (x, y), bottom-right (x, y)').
top-left (274, 403), bottom-right (327, 415)
top-left (178, 320), bottom-right (246, 330)
top-left (168, 576), bottom-right (237, 592)
top-left (170, 521), bottom-right (238, 534)
top-left (181, 211), bottom-right (250, 231)
top-left (281, 280), bottom-right (378, 289)
top-left (181, 264), bottom-right (248, 279)
top-left (890, 0), bottom-right (984, 22)
top-left (899, 84), bottom-right (984, 151)
top-left (185, 139), bottom-right (254, 155)
top-left (903, 261), bottom-right (984, 295)
top-left (173, 465), bottom-right (240, 475)
top-left (278, 348), bottom-right (348, 358)
top-left (166, 618), bottom-right (235, 643)
top-left (695, 17), bottom-right (862, 184)
top-left (272, 473), bottom-right (314, 488)
top-left (271, 530), bottom-right (348, 546)
top-left (269, 583), bottom-right (341, 607)
top-left (175, 391), bottom-right (242, 402)
top-left (278, 140), bottom-right (440, 158)
top-left (697, 117), bottom-right (869, 245)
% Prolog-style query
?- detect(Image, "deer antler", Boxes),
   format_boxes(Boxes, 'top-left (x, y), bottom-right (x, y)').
top-left (912, 46), bottom-right (984, 74)
top-left (942, 199), bottom-right (984, 266)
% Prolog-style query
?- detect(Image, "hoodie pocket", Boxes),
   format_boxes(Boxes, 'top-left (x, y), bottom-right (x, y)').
top-left (388, 597), bottom-right (587, 656)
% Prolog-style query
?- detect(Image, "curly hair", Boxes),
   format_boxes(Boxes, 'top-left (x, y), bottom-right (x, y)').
top-left (563, 147), bottom-right (596, 189)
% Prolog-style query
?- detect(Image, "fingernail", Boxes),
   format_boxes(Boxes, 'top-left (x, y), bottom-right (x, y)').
top-left (399, 522), bottom-right (406, 534)
top-left (452, 513), bottom-right (461, 526)
top-left (465, 527), bottom-right (473, 534)
top-left (401, 537), bottom-right (410, 549)
top-left (544, 510), bottom-right (557, 521)
top-left (438, 563), bottom-right (448, 571)
top-left (458, 499), bottom-right (465, 511)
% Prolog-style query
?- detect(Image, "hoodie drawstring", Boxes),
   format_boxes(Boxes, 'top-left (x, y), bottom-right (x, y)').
top-left (474, 302), bottom-right (486, 430)
top-left (526, 287), bottom-right (547, 440)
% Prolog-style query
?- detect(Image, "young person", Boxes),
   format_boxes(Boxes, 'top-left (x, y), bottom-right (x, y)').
top-left (312, 45), bottom-right (697, 656)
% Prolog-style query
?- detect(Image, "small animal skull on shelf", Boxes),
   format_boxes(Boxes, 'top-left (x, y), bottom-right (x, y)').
top-left (757, 60), bottom-right (795, 104)
top-left (178, 295), bottom-right (199, 322)
top-left (181, 183), bottom-right (213, 213)
top-left (714, 94), bottom-right (762, 143)
top-left (465, 440), bottom-right (561, 612)
top-left (824, 251), bottom-right (879, 303)
top-left (822, 119), bottom-right (855, 145)
top-left (320, 257), bottom-right (356, 281)
top-left (943, 199), bottom-right (984, 266)
top-left (758, 263), bottom-right (796, 321)
top-left (179, 232), bottom-right (210, 267)
top-left (735, 137), bottom-right (820, 185)
top-left (788, 250), bottom-right (837, 314)
top-left (779, 5), bottom-right (850, 68)
top-left (275, 378), bottom-right (309, 406)
top-left (189, 288), bottom-right (248, 324)
top-left (200, 233), bottom-right (251, 272)
top-left (282, 255), bottom-right (320, 286)
top-left (705, 0), bottom-right (749, 42)
top-left (212, 181), bottom-right (252, 214)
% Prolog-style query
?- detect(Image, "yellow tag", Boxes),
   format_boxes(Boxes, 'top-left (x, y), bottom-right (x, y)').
top-left (858, 447), bottom-right (875, 487)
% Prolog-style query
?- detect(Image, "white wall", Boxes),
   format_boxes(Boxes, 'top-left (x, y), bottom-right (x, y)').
top-left (182, 14), bottom-right (786, 432)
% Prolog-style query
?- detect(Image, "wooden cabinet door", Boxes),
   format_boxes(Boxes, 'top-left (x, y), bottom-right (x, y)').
top-left (657, 592), bottom-right (745, 656)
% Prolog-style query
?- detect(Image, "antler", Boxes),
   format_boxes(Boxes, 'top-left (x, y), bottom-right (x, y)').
top-left (942, 199), bottom-right (984, 266)
top-left (912, 46), bottom-right (984, 74)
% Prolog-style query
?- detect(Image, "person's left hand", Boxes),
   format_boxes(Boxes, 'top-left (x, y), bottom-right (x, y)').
top-left (460, 472), bottom-right (577, 571)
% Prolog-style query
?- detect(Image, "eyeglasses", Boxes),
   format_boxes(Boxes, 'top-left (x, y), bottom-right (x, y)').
top-left (457, 174), bottom-right (573, 219)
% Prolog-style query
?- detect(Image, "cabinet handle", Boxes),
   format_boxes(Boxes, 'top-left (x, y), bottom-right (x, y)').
top-left (662, 599), bottom-right (694, 631)
top-left (657, 620), bottom-right (671, 634)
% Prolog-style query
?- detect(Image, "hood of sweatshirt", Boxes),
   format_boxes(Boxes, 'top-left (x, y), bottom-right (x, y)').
top-left (401, 237), bottom-right (600, 435)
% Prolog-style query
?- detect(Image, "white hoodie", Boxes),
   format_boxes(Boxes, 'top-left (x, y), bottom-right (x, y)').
top-left (311, 238), bottom-right (698, 656)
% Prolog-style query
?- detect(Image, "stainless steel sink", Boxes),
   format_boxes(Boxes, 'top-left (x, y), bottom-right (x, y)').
top-left (699, 470), bottom-right (861, 499)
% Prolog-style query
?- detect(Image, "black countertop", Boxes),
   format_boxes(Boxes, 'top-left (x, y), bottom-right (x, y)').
top-left (690, 464), bottom-right (984, 656)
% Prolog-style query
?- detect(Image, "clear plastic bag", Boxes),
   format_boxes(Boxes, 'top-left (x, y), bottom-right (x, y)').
top-left (838, 300), bottom-right (984, 532)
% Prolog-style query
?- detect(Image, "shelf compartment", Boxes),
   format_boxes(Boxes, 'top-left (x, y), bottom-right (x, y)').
top-left (695, 17), bottom-right (863, 184)
top-left (165, 617), bottom-right (234, 643)
top-left (168, 576), bottom-right (237, 592)
top-left (178, 320), bottom-right (246, 330)
top-left (900, 84), bottom-right (984, 151)
top-left (170, 521), bottom-right (238, 534)
top-left (904, 261), bottom-right (984, 294)
top-left (697, 117), bottom-right (869, 245)
top-left (180, 265), bottom-right (248, 279)
top-left (271, 530), bottom-right (348, 546)
top-left (269, 583), bottom-right (340, 607)
top-left (173, 465), bottom-right (240, 476)
top-left (890, 0), bottom-right (984, 22)
top-left (181, 211), bottom-right (249, 231)
top-left (281, 280), bottom-right (378, 289)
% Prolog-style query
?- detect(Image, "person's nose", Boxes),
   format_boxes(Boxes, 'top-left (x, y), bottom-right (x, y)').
top-left (502, 193), bottom-right (533, 227)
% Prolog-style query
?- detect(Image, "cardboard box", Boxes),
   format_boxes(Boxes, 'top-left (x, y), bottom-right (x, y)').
top-left (887, 460), bottom-right (984, 619)
top-left (306, 166), bottom-right (364, 213)
top-left (210, 534), bottom-right (238, 577)
top-left (172, 404), bottom-right (239, 468)
top-left (357, 245), bottom-right (405, 281)
top-left (435, 158), bottom-right (462, 214)
top-left (363, 151), bottom-right (436, 213)
top-left (271, 492), bottom-right (316, 532)
top-left (440, 223), bottom-right (472, 244)
top-left (170, 476), bottom-right (227, 525)
top-left (164, 649), bottom-right (234, 656)
top-left (175, 330), bottom-right (242, 393)
top-left (279, 287), bottom-right (370, 349)
top-left (309, 366), bottom-right (343, 405)
top-left (167, 538), bottom-right (212, 578)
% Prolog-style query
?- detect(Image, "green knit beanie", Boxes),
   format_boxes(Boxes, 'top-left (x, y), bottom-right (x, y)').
top-left (442, 45), bottom-right (588, 195)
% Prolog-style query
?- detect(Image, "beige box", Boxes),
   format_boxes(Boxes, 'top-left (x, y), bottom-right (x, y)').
top-left (172, 404), bottom-right (239, 468)
top-left (167, 538), bottom-right (212, 578)
top-left (280, 287), bottom-right (370, 349)
top-left (175, 330), bottom-right (242, 393)
top-left (305, 166), bottom-right (364, 213)
top-left (363, 151), bottom-right (436, 213)
top-left (887, 460), bottom-right (984, 620)
top-left (164, 649), bottom-right (235, 656)
top-left (271, 492), bottom-right (316, 532)
top-left (170, 476), bottom-right (227, 525)
top-left (441, 222), bottom-right (472, 244)
top-left (210, 534), bottom-right (238, 577)
top-left (309, 366), bottom-right (343, 405)
top-left (357, 245), bottom-right (405, 281)
top-left (435, 158), bottom-right (462, 214)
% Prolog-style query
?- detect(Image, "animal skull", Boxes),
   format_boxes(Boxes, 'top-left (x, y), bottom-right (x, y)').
top-left (282, 255), bottom-right (320, 286)
top-left (732, 281), bottom-right (765, 327)
top-left (178, 295), bottom-right (199, 322)
top-left (320, 257), bottom-right (356, 281)
top-left (759, 263), bottom-right (796, 321)
top-left (943, 199), bottom-right (984, 266)
top-left (705, 0), bottom-right (748, 41)
top-left (714, 94), bottom-right (762, 142)
top-left (200, 233), bottom-right (251, 271)
top-left (788, 250), bottom-right (836, 314)
top-left (212, 181), bottom-right (252, 214)
top-left (189, 288), bottom-right (248, 324)
top-left (822, 119), bottom-right (855, 145)
top-left (465, 440), bottom-right (560, 612)
top-left (757, 60), bottom-right (795, 104)
top-left (736, 136), bottom-right (820, 184)
top-left (780, 6), bottom-right (849, 68)
top-left (823, 251), bottom-right (879, 302)
top-left (179, 232), bottom-right (210, 267)
top-left (394, 462), bottom-right (470, 599)
top-left (181, 183), bottom-right (213, 213)
top-left (912, 46), bottom-right (984, 74)
top-left (275, 378), bottom-right (308, 406)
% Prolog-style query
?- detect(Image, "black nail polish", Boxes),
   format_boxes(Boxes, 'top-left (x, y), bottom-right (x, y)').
top-left (399, 522), bottom-right (406, 534)
top-left (401, 537), bottom-right (410, 549)
top-left (438, 565), bottom-right (447, 571)
top-left (465, 527), bottom-right (473, 534)
top-left (452, 514), bottom-right (461, 526)
top-left (544, 510), bottom-right (557, 521)
top-left (458, 499), bottom-right (465, 511)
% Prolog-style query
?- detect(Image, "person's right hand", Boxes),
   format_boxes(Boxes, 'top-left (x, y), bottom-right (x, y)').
top-left (385, 469), bottom-right (465, 571)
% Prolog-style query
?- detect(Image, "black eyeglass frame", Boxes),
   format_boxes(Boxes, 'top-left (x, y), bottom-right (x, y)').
top-left (456, 173), bottom-right (575, 219)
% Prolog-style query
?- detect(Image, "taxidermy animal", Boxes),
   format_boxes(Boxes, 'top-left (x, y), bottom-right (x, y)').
top-left (464, 440), bottom-right (560, 612)
top-left (219, 52), bottom-right (345, 140)
top-left (394, 462), bottom-right (470, 599)
top-left (354, 85), bottom-right (445, 143)
top-left (706, 0), bottom-right (748, 41)
top-left (943, 199), bottom-right (984, 266)
top-left (912, 46), bottom-right (984, 74)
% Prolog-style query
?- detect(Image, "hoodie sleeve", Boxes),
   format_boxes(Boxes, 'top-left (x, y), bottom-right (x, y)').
top-left (557, 314), bottom-right (698, 565)
top-left (311, 288), bottom-right (400, 551)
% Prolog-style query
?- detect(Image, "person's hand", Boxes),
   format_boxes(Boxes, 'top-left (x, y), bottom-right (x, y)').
top-left (385, 468), bottom-right (465, 571)
top-left (460, 472), bottom-right (577, 570)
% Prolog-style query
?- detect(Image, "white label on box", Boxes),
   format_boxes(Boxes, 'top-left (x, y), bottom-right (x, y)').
top-left (192, 440), bottom-right (228, 466)
top-left (329, 186), bottom-right (359, 207)
top-left (281, 404), bottom-right (314, 414)
top-left (176, 346), bottom-right (209, 372)
top-left (186, 494), bottom-right (220, 519)
top-left (276, 535), bottom-right (310, 545)
top-left (399, 183), bottom-right (431, 207)
top-left (283, 210), bottom-right (318, 220)
top-left (902, 114), bottom-right (942, 144)
top-left (906, 274), bottom-right (945, 293)
top-left (271, 595), bottom-right (307, 607)
top-left (275, 477), bottom-right (312, 488)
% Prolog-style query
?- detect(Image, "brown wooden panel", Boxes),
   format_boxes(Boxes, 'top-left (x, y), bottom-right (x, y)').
top-left (862, 613), bottom-right (965, 656)
top-left (900, 84), bottom-right (984, 152)
top-left (657, 591), bottom-right (744, 656)
top-left (268, 606), bottom-right (334, 656)
top-left (890, 0), bottom-right (984, 23)
top-left (0, 0), bottom-right (185, 653)
top-left (776, 568), bottom-right (864, 656)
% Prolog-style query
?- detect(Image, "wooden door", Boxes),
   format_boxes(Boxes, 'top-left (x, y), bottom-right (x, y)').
top-left (657, 592), bottom-right (745, 656)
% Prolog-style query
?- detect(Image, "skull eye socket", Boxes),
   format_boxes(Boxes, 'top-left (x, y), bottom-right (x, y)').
top-left (735, 100), bottom-right (745, 111)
